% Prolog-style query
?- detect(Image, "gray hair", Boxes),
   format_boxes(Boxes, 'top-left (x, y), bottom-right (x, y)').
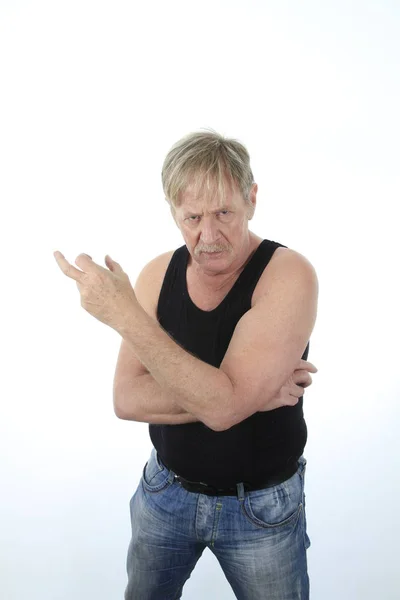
top-left (161, 128), bottom-right (255, 217)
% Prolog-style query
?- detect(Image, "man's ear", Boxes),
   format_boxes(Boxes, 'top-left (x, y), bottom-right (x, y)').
top-left (170, 205), bottom-right (178, 226)
top-left (247, 205), bottom-right (255, 220)
top-left (247, 183), bottom-right (257, 220)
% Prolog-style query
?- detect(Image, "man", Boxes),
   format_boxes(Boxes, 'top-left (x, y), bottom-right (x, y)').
top-left (114, 129), bottom-right (319, 599)
top-left (54, 129), bottom-right (318, 599)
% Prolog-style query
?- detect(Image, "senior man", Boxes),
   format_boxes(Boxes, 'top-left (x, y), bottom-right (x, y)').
top-left (114, 130), bottom-right (318, 600)
top-left (55, 129), bottom-right (318, 599)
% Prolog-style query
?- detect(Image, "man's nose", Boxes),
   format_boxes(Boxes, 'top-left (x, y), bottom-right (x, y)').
top-left (199, 217), bottom-right (219, 243)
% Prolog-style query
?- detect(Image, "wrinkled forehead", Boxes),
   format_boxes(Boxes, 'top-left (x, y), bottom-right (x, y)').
top-left (179, 172), bottom-right (240, 211)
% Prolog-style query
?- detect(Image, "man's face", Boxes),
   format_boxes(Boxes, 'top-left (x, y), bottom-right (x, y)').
top-left (173, 176), bottom-right (257, 269)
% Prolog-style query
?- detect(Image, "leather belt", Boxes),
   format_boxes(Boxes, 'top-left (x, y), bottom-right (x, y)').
top-left (173, 461), bottom-right (299, 496)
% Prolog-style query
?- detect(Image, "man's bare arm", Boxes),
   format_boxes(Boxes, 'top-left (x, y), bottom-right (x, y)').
top-left (113, 249), bottom-right (317, 430)
top-left (113, 252), bottom-right (208, 426)
top-left (114, 372), bottom-right (202, 425)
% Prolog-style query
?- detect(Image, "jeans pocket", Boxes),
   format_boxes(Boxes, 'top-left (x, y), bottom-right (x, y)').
top-left (242, 467), bottom-right (303, 529)
top-left (142, 448), bottom-right (172, 494)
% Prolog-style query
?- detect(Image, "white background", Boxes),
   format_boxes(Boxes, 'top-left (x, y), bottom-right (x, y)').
top-left (1, 1), bottom-right (399, 598)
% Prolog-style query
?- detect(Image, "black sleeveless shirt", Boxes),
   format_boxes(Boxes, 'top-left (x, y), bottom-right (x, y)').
top-left (149, 239), bottom-right (309, 488)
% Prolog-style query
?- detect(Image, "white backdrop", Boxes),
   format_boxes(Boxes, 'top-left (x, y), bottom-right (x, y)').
top-left (1, 1), bottom-right (399, 598)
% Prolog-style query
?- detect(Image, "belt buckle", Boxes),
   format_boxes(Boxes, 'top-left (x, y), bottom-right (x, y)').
top-left (199, 481), bottom-right (218, 494)
top-left (200, 484), bottom-right (221, 496)
top-left (174, 475), bottom-right (218, 494)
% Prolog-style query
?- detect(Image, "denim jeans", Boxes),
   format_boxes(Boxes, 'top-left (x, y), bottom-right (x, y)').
top-left (124, 447), bottom-right (311, 600)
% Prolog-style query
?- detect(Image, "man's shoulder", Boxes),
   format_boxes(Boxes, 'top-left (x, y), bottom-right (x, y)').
top-left (134, 249), bottom-right (177, 319)
top-left (255, 245), bottom-right (317, 302)
top-left (269, 246), bottom-right (316, 270)
top-left (145, 248), bottom-right (177, 273)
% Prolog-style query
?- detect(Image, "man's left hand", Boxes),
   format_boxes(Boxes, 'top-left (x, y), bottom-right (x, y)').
top-left (53, 251), bottom-right (138, 332)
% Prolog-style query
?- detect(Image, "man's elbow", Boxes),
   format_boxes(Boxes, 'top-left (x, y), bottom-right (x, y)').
top-left (114, 404), bottom-right (136, 420)
top-left (113, 391), bottom-right (139, 421)
top-left (216, 386), bottom-right (272, 431)
top-left (209, 420), bottom-right (227, 432)
top-left (201, 405), bottom-right (230, 432)
top-left (214, 412), bottom-right (240, 432)
top-left (208, 396), bottom-right (242, 432)
top-left (215, 412), bottom-right (251, 432)
top-left (213, 412), bottom-right (242, 431)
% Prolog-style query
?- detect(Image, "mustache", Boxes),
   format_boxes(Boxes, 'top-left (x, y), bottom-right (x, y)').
top-left (196, 247), bottom-right (226, 254)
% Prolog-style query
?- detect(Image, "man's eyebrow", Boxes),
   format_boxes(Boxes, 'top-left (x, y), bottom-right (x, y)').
top-left (184, 206), bottom-right (230, 216)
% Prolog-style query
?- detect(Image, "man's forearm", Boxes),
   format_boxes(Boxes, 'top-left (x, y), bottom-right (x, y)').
top-left (117, 301), bottom-right (234, 431)
top-left (115, 372), bottom-right (202, 425)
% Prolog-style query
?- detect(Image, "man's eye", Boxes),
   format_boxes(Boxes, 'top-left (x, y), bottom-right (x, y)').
top-left (188, 211), bottom-right (229, 221)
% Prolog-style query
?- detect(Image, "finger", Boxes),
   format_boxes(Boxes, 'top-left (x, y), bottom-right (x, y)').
top-left (105, 255), bottom-right (124, 274)
top-left (54, 251), bottom-right (86, 283)
top-left (287, 394), bottom-right (300, 406)
top-left (290, 379), bottom-right (306, 395)
top-left (294, 371), bottom-right (312, 386)
top-left (74, 253), bottom-right (101, 272)
top-left (298, 360), bottom-right (318, 372)
top-left (300, 369), bottom-right (313, 381)
top-left (293, 369), bottom-right (311, 382)
top-left (302, 360), bottom-right (317, 371)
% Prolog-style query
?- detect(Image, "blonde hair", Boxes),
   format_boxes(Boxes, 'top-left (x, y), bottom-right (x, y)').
top-left (161, 128), bottom-right (255, 217)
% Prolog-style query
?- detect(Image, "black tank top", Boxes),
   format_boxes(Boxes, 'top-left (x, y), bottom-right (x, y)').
top-left (149, 238), bottom-right (309, 488)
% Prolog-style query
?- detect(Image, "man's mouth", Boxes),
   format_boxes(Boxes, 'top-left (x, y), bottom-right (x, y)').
top-left (202, 250), bottom-right (223, 256)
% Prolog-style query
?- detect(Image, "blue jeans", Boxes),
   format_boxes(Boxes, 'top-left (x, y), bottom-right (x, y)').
top-left (125, 447), bottom-right (311, 599)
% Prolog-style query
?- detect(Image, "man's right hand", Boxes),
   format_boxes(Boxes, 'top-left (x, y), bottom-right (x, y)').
top-left (259, 359), bottom-right (318, 412)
